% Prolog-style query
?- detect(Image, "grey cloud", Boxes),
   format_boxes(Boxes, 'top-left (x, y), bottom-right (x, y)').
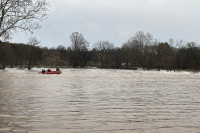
top-left (11, 0), bottom-right (200, 47)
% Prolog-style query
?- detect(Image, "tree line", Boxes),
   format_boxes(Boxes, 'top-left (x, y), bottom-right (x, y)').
top-left (1, 1), bottom-right (199, 71)
top-left (1, 31), bottom-right (200, 71)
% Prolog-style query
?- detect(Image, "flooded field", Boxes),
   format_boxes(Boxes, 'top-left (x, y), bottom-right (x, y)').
top-left (0, 68), bottom-right (200, 133)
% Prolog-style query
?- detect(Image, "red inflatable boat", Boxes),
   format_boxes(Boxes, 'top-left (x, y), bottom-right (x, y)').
top-left (39, 71), bottom-right (62, 74)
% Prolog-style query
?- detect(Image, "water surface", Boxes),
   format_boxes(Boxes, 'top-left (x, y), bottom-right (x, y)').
top-left (0, 68), bottom-right (200, 133)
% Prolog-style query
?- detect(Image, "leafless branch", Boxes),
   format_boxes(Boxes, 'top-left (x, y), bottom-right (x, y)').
top-left (0, 0), bottom-right (49, 40)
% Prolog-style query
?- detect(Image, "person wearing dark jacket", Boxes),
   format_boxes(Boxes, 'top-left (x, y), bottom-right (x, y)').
top-left (56, 66), bottom-right (60, 71)
top-left (47, 67), bottom-right (51, 72)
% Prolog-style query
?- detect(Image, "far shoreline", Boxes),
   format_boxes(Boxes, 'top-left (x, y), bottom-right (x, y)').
top-left (1, 67), bottom-right (199, 74)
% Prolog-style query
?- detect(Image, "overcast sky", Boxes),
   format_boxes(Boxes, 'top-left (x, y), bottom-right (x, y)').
top-left (11, 0), bottom-right (200, 48)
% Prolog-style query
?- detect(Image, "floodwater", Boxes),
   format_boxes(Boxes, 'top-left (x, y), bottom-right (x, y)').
top-left (0, 68), bottom-right (200, 133)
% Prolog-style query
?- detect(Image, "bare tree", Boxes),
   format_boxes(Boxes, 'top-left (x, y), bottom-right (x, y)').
top-left (0, 0), bottom-right (48, 40)
top-left (176, 39), bottom-right (185, 48)
top-left (168, 38), bottom-right (175, 47)
top-left (121, 42), bottom-right (132, 68)
top-left (70, 32), bottom-right (89, 67)
top-left (130, 31), bottom-right (154, 69)
top-left (168, 38), bottom-right (185, 48)
top-left (157, 42), bottom-right (174, 71)
top-left (0, 40), bottom-right (7, 69)
top-left (187, 42), bottom-right (200, 70)
top-left (27, 37), bottom-right (40, 70)
top-left (132, 31), bottom-right (153, 46)
top-left (93, 41), bottom-right (114, 68)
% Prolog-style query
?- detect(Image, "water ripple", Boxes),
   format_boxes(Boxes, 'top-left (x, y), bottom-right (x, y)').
top-left (0, 68), bottom-right (200, 133)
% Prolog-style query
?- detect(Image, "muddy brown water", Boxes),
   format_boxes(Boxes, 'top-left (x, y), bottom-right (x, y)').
top-left (0, 68), bottom-right (200, 133)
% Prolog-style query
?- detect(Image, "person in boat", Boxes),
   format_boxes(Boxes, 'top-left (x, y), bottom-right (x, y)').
top-left (42, 69), bottom-right (46, 74)
top-left (56, 66), bottom-right (60, 71)
top-left (47, 67), bottom-right (51, 72)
